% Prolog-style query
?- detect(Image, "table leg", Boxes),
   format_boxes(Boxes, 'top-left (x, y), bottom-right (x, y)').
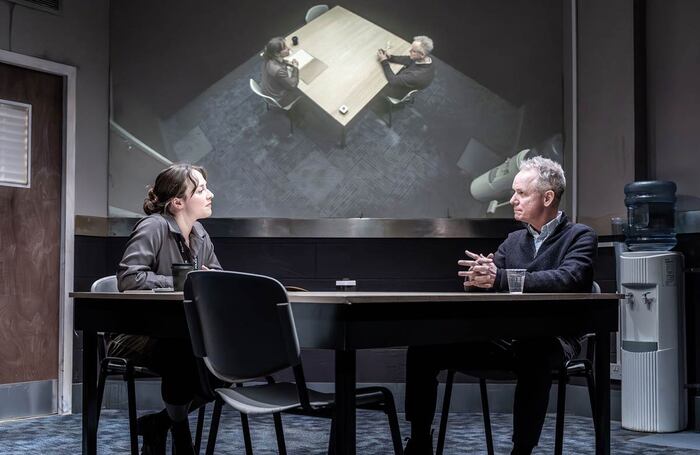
top-left (594, 331), bottom-right (610, 455)
top-left (82, 330), bottom-right (98, 455)
top-left (335, 349), bottom-right (356, 455)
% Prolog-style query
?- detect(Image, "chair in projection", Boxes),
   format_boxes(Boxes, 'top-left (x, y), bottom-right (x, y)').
top-left (385, 89), bottom-right (419, 128)
top-left (305, 4), bottom-right (329, 23)
top-left (249, 78), bottom-right (301, 135)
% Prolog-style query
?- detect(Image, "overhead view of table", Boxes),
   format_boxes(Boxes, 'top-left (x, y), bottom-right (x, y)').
top-left (285, 6), bottom-right (411, 142)
top-left (72, 290), bottom-right (620, 455)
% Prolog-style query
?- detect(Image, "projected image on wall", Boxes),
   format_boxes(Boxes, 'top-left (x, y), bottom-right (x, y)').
top-left (109, 1), bottom-right (565, 220)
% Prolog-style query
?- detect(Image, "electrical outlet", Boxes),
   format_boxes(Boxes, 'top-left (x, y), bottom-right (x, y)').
top-left (610, 363), bottom-right (621, 380)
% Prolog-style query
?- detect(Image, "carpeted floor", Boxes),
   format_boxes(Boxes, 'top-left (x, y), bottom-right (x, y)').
top-left (0, 408), bottom-right (697, 454)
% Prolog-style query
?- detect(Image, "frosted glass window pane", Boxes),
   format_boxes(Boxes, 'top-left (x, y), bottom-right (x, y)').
top-left (0, 100), bottom-right (31, 188)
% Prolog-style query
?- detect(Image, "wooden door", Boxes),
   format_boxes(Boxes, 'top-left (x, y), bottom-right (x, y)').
top-left (0, 62), bottom-right (63, 414)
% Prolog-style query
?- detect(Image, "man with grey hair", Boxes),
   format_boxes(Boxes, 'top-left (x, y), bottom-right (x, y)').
top-left (403, 157), bottom-right (597, 455)
top-left (377, 35), bottom-right (435, 99)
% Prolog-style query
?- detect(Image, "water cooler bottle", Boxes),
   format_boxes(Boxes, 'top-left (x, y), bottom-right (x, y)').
top-left (620, 251), bottom-right (686, 431)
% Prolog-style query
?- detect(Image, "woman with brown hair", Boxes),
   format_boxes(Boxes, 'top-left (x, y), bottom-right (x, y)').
top-left (112, 163), bottom-right (221, 455)
top-left (260, 36), bottom-right (300, 106)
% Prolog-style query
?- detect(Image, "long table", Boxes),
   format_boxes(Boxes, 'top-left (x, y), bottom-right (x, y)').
top-left (72, 291), bottom-right (620, 455)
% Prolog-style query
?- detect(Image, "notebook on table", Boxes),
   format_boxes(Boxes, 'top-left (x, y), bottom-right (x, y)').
top-left (286, 49), bottom-right (328, 84)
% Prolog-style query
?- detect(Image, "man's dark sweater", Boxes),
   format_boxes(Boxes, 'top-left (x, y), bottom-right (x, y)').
top-left (492, 213), bottom-right (597, 293)
top-left (381, 55), bottom-right (435, 98)
top-left (490, 212), bottom-right (597, 357)
top-left (403, 213), bottom-right (597, 451)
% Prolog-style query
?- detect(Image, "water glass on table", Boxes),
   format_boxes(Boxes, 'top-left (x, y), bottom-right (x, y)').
top-left (506, 269), bottom-right (526, 294)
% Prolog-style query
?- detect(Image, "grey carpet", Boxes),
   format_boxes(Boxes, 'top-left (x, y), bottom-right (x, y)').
top-left (0, 408), bottom-right (696, 454)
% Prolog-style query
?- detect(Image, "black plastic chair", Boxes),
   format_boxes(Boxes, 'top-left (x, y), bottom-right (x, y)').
top-left (435, 282), bottom-right (601, 455)
top-left (91, 276), bottom-right (207, 455)
top-left (183, 270), bottom-right (404, 455)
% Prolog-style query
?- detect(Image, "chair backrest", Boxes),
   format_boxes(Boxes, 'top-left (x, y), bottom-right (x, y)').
top-left (91, 275), bottom-right (118, 292)
top-left (249, 78), bottom-right (282, 109)
top-left (184, 270), bottom-right (301, 383)
top-left (91, 276), bottom-right (118, 359)
top-left (305, 4), bottom-right (329, 23)
top-left (577, 281), bottom-right (602, 362)
top-left (387, 89), bottom-right (420, 105)
top-left (400, 89), bottom-right (419, 103)
top-left (284, 285), bottom-right (309, 292)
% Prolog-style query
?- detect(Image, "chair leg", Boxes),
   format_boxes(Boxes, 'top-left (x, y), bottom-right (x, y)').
top-left (194, 404), bottom-right (206, 454)
top-left (240, 413), bottom-right (254, 455)
top-left (435, 370), bottom-right (455, 455)
top-left (586, 371), bottom-right (598, 438)
top-left (125, 367), bottom-right (139, 455)
top-left (382, 392), bottom-right (404, 455)
top-left (272, 412), bottom-right (287, 455)
top-left (205, 399), bottom-right (223, 455)
top-left (479, 378), bottom-right (495, 455)
top-left (554, 373), bottom-right (568, 455)
top-left (95, 366), bottom-right (107, 429)
top-left (327, 418), bottom-right (336, 455)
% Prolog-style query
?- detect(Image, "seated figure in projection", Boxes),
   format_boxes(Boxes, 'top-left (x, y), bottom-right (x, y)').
top-left (260, 36), bottom-right (300, 106)
top-left (113, 163), bottom-right (221, 455)
top-left (403, 157), bottom-right (597, 455)
top-left (377, 35), bottom-right (436, 99)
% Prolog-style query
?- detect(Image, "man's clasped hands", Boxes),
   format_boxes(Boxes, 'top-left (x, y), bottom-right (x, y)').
top-left (458, 250), bottom-right (498, 289)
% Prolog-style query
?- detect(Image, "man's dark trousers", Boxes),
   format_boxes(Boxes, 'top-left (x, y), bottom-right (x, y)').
top-left (405, 337), bottom-right (571, 451)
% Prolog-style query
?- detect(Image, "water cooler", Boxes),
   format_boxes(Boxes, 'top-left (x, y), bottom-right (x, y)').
top-left (620, 251), bottom-right (686, 431)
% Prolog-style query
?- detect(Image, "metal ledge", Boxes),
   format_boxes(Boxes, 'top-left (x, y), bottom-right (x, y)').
top-left (76, 211), bottom-right (700, 238)
top-left (678, 210), bottom-right (700, 235)
top-left (106, 217), bottom-right (523, 238)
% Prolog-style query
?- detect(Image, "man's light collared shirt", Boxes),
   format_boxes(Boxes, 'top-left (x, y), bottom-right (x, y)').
top-left (527, 211), bottom-right (563, 256)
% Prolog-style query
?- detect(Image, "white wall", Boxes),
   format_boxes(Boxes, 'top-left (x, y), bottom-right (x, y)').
top-left (577, 0), bottom-right (636, 234)
top-left (647, 0), bottom-right (700, 211)
top-left (0, 0), bottom-right (109, 217)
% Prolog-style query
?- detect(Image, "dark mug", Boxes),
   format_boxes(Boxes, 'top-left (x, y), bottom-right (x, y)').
top-left (292, 36), bottom-right (299, 46)
top-left (172, 263), bottom-right (194, 291)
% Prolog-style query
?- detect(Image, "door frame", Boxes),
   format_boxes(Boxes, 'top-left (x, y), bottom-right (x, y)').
top-left (0, 49), bottom-right (76, 415)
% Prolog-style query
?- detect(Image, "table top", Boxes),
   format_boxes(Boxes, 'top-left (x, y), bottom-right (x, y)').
top-left (285, 6), bottom-right (411, 126)
top-left (70, 291), bottom-right (623, 304)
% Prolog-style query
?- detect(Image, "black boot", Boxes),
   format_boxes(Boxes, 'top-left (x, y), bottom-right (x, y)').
top-left (138, 410), bottom-right (170, 455)
top-left (171, 418), bottom-right (195, 455)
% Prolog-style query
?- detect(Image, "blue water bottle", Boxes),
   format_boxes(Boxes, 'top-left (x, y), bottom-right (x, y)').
top-left (624, 180), bottom-right (677, 251)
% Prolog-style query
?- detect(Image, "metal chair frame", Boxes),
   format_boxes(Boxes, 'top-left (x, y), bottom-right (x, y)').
top-left (386, 89), bottom-right (418, 128)
top-left (249, 78), bottom-right (301, 135)
top-left (183, 270), bottom-right (404, 455)
top-left (435, 282), bottom-right (601, 455)
top-left (91, 276), bottom-right (207, 455)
